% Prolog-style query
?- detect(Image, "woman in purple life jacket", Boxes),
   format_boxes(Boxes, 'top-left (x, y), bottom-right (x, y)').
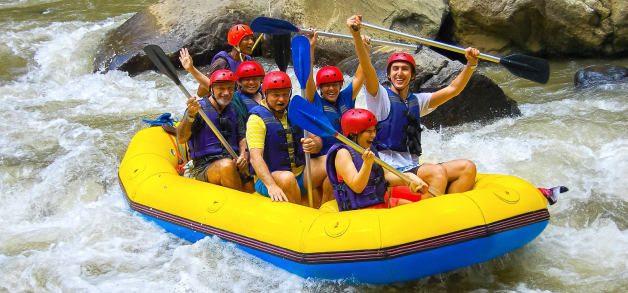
top-left (326, 109), bottom-right (434, 211)
top-left (196, 24), bottom-right (255, 97)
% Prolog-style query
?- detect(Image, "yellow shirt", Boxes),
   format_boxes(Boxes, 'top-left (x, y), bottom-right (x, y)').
top-left (246, 100), bottom-right (305, 175)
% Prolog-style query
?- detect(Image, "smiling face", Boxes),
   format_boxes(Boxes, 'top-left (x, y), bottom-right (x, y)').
top-left (238, 76), bottom-right (262, 95)
top-left (211, 81), bottom-right (235, 106)
top-left (356, 126), bottom-right (377, 149)
top-left (238, 35), bottom-right (255, 55)
top-left (318, 81), bottom-right (343, 103)
top-left (265, 88), bottom-right (291, 112)
top-left (388, 61), bottom-right (415, 90)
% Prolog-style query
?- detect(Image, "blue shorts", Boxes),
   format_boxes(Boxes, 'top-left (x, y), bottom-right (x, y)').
top-left (397, 162), bottom-right (443, 174)
top-left (255, 171), bottom-right (307, 197)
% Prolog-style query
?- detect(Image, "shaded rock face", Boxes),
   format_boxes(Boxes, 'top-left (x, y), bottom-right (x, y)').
top-left (446, 0), bottom-right (628, 58)
top-left (337, 46), bottom-right (521, 129)
top-left (94, 0), bottom-right (449, 74)
top-left (574, 65), bottom-right (628, 88)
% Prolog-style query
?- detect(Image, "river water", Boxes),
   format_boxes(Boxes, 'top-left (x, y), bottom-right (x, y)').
top-left (1, 1), bottom-right (627, 292)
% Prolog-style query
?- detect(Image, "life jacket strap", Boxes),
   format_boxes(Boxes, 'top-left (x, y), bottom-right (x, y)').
top-left (278, 142), bottom-right (296, 150)
top-left (276, 126), bottom-right (302, 136)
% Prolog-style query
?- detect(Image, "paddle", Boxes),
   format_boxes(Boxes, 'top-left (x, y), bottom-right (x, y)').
top-left (288, 95), bottom-right (443, 197)
top-left (290, 35), bottom-right (314, 208)
top-left (356, 22), bottom-right (550, 84)
top-left (272, 34), bottom-right (291, 72)
top-left (143, 45), bottom-right (251, 178)
top-left (251, 16), bottom-right (421, 51)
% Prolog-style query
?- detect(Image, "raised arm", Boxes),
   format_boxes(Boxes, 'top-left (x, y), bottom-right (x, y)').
top-left (179, 48), bottom-right (211, 90)
top-left (429, 47), bottom-right (480, 108)
top-left (304, 30), bottom-right (318, 103)
top-left (350, 35), bottom-right (371, 100)
top-left (347, 15), bottom-right (379, 97)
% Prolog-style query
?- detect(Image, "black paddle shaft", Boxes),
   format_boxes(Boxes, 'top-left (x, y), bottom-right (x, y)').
top-left (273, 34), bottom-right (292, 72)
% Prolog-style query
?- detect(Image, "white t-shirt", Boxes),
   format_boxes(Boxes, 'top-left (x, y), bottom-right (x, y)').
top-left (364, 84), bottom-right (436, 170)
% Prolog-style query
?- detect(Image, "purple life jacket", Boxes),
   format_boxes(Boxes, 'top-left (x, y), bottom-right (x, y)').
top-left (320, 99), bottom-right (350, 155)
top-left (235, 90), bottom-right (261, 112)
top-left (248, 105), bottom-right (305, 173)
top-left (326, 144), bottom-right (388, 211)
top-left (374, 87), bottom-right (423, 157)
top-left (211, 51), bottom-right (251, 73)
top-left (188, 97), bottom-right (239, 159)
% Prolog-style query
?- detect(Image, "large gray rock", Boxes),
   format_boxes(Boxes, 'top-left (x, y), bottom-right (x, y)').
top-left (446, 0), bottom-right (628, 58)
top-left (574, 64), bottom-right (628, 87)
top-left (337, 46), bottom-right (521, 128)
top-left (93, 0), bottom-right (449, 74)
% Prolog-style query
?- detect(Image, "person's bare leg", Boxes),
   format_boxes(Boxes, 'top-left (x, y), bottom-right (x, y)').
top-left (206, 158), bottom-right (242, 191)
top-left (416, 164), bottom-right (448, 194)
top-left (441, 159), bottom-right (476, 194)
top-left (303, 155), bottom-right (327, 207)
top-left (271, 171), bottom-right (302, 204)
top-left (321, 178), bottom-right (335, 206)
top-left (242, 180), bottom-right (256, 193)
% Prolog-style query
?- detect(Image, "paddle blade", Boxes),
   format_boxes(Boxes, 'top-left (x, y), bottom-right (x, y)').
top-left (143, 45), bottom-right (181, 85)
top-left (273, 34), bottom-right (291, 72)
top-left (288, 95), bottom-right (337, 137)
top-left (251, 16), bottom-right (299, 35)
top-left (291, 35), bottom-right (311, 88)
top-left (499, 54), bottom-right (550, 84)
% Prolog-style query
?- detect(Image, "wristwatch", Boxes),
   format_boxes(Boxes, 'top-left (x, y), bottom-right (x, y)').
top-left (188, 114), bottom-right (195, 123)
top-left (467, 63), bottom-right (477, 70)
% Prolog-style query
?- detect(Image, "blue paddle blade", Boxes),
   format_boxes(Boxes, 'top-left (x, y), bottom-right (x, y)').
top-left (250, 17), bottom-right (299, 35)
top-left (288, 95), bottom-right (337, 137)
top-left (291, 35), bottom-right (311, 88)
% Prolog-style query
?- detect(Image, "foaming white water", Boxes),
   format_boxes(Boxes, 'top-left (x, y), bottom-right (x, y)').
top-left (1, 5), bottom-right (627, 292)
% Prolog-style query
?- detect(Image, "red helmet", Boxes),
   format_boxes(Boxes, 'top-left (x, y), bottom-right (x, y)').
top-left (341, 109), bottom-right (377, 137)
top-left (315, 66), bottom-right (344, 87)
top-left (210, 70), bottom-right (237, 84)
top-left (236, 61), bottom-right (265, 80)
top-left (262, 71), bottom-right (292, 94)
top-left (228, 24), bottom-right (254, 46)
top-left (387, 53), bottom-right (416, 76)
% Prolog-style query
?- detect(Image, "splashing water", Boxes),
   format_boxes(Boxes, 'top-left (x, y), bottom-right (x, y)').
top-left (1, 2), bottom-right (627, 292)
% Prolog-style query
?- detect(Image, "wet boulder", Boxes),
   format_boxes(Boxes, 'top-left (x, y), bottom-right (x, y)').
top-left (93, 0), bottom-right (449, 74)
top-left (337, 46), bottom-right (521, 128)
top-left (574, 65), bottom-right (628, 88)
top-left (444, 0), bottom-right (628, 58)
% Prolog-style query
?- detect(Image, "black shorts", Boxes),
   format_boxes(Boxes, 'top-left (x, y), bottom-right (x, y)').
top-left (192, 154), bottom-right (252, 183)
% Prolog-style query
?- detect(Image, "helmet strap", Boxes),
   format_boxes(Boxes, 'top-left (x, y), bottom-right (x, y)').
top-left (234, 45), bottom-right (245, 62)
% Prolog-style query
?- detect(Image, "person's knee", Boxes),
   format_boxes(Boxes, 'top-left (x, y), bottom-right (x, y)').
top-left (217, 159), bottom-right (237, 175)
top-left (273, 172), bottom-right (298, 188)
top-left (427, 164), bottom-right (448, 182)
top-left (463, 160), bottom-right (477, 174)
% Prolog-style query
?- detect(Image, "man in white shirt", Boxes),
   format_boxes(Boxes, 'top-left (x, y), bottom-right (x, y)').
top-left (347, 15), bottom-right (479, 194)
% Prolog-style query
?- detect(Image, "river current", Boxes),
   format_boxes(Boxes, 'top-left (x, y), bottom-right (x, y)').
top-left (1, 1), bottom-right (627, 292)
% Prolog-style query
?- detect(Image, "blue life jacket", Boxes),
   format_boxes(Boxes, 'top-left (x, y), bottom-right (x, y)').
top-left (235, 90), bottom-right (262, 113)
top-left (188, 97), bottom-right (239, 159)
top-left (320, 99), bottom-right (350, 155)
top-left (248, 105), bottom-right (305, 173)
top-left (211, 51), bottom-right (251, 73)
top-left (326, 144), bottom-right (388, 211)
top-left (374, 88), bottom-right (423, 157)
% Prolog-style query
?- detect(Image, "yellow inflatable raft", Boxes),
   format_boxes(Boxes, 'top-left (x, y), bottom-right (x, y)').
top-left (118, 126), bottom-right (551, 284)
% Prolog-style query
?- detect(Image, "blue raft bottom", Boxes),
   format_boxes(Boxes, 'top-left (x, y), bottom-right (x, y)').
top-left (140, 213), bottom-right (548, 284)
